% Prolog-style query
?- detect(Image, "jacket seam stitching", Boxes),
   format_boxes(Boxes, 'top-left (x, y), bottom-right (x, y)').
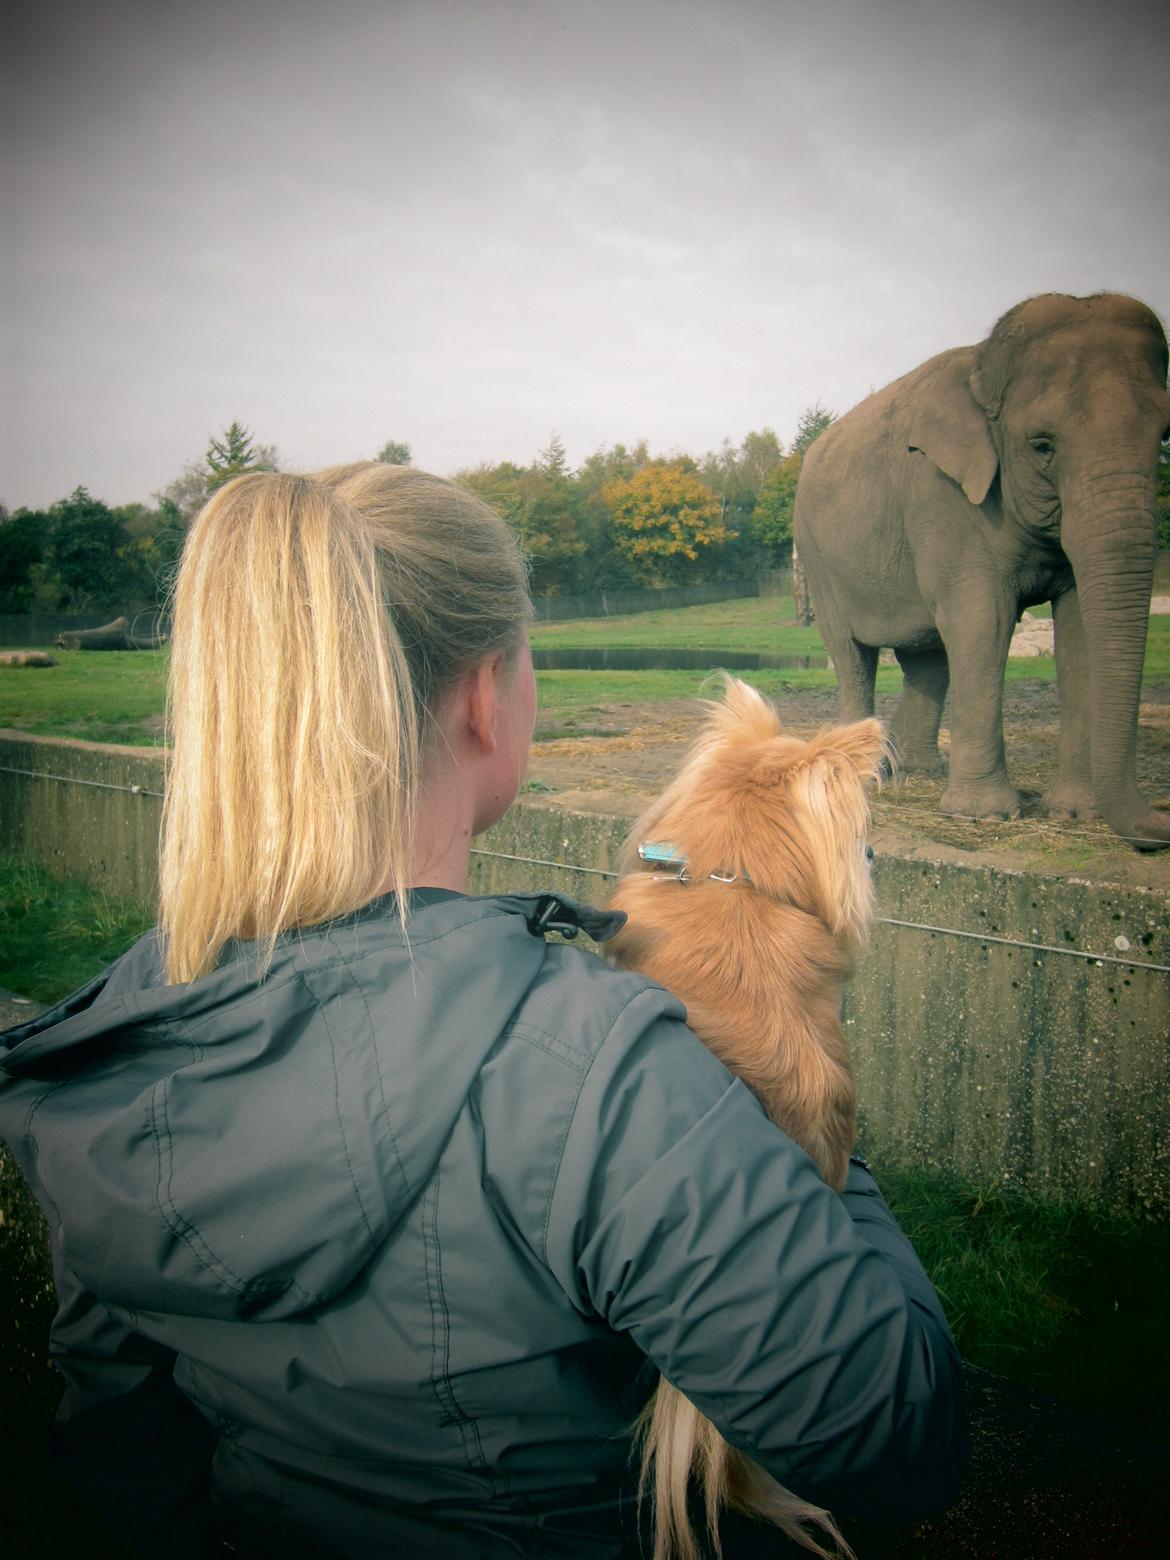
top-left (505, 1019), bottom-right (591, 1074)
top-left (296, 965), bottom-right (380, 1244)
top-left (539, 985), bottom-right (665, 1266)
top-left (421, 1168), bottom-right (492, 1480)
top-left (21, 1081), bottom-right (71, 1233)
top-left (149, 1056), bottom-right (317, 1303)
top-left (318, 935), bottom-right (411, 1204)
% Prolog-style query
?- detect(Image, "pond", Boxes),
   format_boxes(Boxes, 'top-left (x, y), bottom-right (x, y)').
top-left (532, 647), bottom-right (829, 672)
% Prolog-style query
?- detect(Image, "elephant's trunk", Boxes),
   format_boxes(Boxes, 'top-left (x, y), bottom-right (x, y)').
top-left (1061, 473), bottom-right (1169, 849)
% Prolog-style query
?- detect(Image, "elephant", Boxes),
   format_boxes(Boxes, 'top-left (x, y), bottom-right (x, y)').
top-left (793, 292), bottom-right (1170, 850)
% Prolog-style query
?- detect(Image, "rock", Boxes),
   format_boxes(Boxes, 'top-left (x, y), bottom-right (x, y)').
top-left (0, 651), bottom-right (57, 668)
top-left (1009, 612), bottom-right (1055, 657)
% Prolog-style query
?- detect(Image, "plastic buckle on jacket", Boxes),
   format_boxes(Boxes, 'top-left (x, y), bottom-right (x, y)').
top-left (529, 895), bottom-right (581, 940)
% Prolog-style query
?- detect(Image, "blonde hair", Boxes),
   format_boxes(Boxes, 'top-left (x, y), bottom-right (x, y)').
top-left (159, 462), bottom-right (531, 983)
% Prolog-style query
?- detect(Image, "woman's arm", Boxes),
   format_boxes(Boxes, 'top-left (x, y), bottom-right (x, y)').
top-left (545, 996), bottom-right (969, 1523)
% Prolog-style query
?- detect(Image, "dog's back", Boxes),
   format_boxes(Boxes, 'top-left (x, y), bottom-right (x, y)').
top-left (605, 678), bottom-right (885, 1560)
top-left (607, 676), bottom-right (886, 1190)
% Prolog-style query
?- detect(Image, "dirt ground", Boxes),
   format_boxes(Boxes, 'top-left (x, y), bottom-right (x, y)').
top-left (527, 677), bottom-right (1170, 892)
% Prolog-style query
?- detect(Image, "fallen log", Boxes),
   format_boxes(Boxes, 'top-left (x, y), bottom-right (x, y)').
top-left (56, 616), bottom-right (133, 650)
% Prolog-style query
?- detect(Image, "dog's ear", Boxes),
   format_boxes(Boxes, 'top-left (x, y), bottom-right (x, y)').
top-left (746, 734), bottom-right (812, 789)
top-left (821, 719), bottom-right (888, 782)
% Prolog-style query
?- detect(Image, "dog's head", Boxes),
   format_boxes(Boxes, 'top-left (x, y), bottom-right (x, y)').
top-left (624, 676), bottom-right (888, 947)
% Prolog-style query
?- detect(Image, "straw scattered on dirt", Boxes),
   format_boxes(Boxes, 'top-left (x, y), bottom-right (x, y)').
top-left (527, 681), bottom-right (1170, 891)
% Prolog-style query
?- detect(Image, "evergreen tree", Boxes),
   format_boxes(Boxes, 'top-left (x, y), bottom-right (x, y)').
top-left (792, 403), bottom-right (836, 456)
top-left (537, 431), bottom-right (568, 478)
top-left (205, 421), bottom-right (274, 493)
top-left (376, 440), bottom-right (412, 465)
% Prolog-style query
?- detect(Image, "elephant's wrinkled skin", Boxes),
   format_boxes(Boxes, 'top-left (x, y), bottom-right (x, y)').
top-left (794, 293), bottom-right (1170, 849)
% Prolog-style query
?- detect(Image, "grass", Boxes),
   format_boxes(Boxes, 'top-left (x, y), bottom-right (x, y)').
top-left (0, 854), bottom-right (152, 1001)
top-left (0, 855), bottom-right (1165, 1443)
top-left (877, 1165), bottom-right (1168, 1441)
top-left (0, 648), bottom-right (168, 746)
top-left (4, 592), bottom-right (1166, 745)
top-left (4, 598), bottom-right (1166, 749)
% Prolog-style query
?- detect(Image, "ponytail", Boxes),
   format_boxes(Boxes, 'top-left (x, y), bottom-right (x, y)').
top-left (160, 464), bottom-right (529, 982)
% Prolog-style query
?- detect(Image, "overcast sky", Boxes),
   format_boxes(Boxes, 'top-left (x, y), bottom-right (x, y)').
top-left (3, 0), bottom-right (1168, 511)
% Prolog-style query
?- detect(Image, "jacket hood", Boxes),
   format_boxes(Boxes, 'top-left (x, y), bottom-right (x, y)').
top-left (0, 890), bottom-right (624, 1324)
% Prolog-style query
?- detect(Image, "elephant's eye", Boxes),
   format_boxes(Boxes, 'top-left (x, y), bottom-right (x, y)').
top-left (1029, 436), bottom-right (1055, 460)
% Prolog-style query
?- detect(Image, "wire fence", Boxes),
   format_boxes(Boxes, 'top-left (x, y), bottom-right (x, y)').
top-left (2, 763), bottom-right (1167, 975)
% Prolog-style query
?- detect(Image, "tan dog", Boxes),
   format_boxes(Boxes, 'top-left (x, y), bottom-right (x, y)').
top-left (606, 676), bottom-right (888, 1560)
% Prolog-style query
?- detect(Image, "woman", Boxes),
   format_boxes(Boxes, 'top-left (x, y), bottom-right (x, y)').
top-left (0, 464), bottom-right (967, 1558)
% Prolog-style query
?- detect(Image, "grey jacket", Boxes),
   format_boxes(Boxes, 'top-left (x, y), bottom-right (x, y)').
top-left (0, 889), bottom-right (967, 1557)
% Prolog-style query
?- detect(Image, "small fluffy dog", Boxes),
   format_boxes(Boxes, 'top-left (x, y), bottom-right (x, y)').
top-left (606, 676), bottom-right (888, 1560)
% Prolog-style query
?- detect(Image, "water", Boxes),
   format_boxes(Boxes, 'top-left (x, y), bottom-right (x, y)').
top-left (532, 647), bottom-right (829, 672)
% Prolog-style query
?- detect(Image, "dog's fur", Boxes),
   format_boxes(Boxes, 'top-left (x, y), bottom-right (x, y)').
top-left (605, 677), bottom-right (888, 1560)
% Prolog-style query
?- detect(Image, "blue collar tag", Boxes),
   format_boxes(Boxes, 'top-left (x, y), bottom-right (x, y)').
top-left (636, 841), bottom-right (685, 867)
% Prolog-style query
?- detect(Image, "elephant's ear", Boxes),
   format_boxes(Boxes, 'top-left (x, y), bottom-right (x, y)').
top-left (907, 351), bottom-right (999, 507)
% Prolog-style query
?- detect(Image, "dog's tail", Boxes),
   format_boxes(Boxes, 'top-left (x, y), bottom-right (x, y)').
top-left (636, 1381), bottom-right (856, 1560)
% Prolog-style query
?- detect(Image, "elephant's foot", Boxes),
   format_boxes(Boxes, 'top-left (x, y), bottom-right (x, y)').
top-left (1043, 779), bottom-right (1098, 821)
top-left (1119, 805), bottom-right (1170, 853)
top-left (892, 743), bottom-right (947, 778)
top-left (940, 778), bottom-right (1022, 822)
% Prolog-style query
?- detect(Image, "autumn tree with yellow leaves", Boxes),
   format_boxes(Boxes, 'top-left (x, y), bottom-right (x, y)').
top-left (601, 459), bottom-right (737, 586)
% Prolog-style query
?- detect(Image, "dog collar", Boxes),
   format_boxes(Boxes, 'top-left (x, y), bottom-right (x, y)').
top-left (636, 839), bottom-right (874, 887)
top-left (636, 841), bottom-right (751, 887)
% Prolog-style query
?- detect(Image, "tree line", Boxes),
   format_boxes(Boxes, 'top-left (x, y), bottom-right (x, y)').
top-left (6, 414), bottom-right (1167, 614)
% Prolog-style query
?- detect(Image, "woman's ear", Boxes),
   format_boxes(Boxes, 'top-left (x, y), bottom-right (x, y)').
top-left (463, 656), bottom-right (504, 754)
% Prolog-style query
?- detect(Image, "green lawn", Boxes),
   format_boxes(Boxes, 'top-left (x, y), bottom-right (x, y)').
top-left (0, 648), bottom-right (169, 745)
top-left (0, 851), bottom-right (1165, 1442)
top-left (1, 597), bottom-right (1166, 747)
top-left (0, 854), bottom-right (152, 1000)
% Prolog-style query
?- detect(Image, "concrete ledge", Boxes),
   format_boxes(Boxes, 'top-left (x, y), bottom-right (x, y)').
top-left (2, 735), bottom-right (1168, 1214)
top-left (473, 802), bottom-right (1170, 1215)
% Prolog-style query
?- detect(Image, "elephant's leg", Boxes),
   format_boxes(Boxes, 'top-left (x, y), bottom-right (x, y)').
top-left (829, 636), bottom-right (880, 722)
top-left (1044, 590), bottom-right (1097, 819)
top-left (937, 595), bottom-right (1021, 820)
top-left (891, 647), bottom-right (949, 775)
top-left (809, 590), bottom-right (880, 720)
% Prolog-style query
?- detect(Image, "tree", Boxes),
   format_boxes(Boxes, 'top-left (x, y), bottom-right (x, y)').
top-left (457, 449), bottom-right (587, 596)
top-left (1157, 438), bottom-right (1169, 551)
top-left (792, 402), bottom-right (836, 457)
top-left (44, 488), bottom-right (132, 610)
top-left (0, 509), bottom-right (49, 611)
top-left (115, 500), bottom-right (187, 596)
top-left (376, 440), bottom-right (412, 465)
top-left (737, 427), bottom-right (785, 488)
top-left (537, 431), bottom-right (568, 479)
top-left (784, 406), bottom-right (836, 623)
top-left (749, 452), bottom-right (802, 566)
top-left (204, 420), bottom-right (276, 493)
top-left (155, 460), bottom-right (212, 523)
top-left (573, 441), bottom-right (652, 590)
top-left (700, 428), bottom-right (785, 575)
top-left (602, 460), bottom-right (735, 587)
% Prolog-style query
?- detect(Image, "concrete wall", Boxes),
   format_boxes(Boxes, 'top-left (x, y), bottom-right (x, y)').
top-left (0, 732), bottom-right (165, 905)
top-left (2, 732), bottom-right (1167, 1215)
